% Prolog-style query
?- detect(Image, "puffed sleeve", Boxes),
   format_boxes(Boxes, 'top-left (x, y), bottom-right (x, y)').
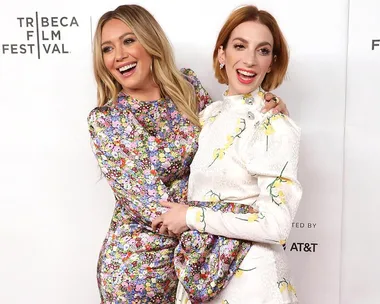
top-left (180, 68), bottom-right (213, 112)
top-left (88, 106), bottom-right (182, 228)
top-left (186, 114), bottom-right (302, 245)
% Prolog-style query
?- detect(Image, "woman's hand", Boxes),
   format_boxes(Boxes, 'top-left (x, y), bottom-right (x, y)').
top-left (152, 202), bottom-right (190, 237)
top-left (262, 92), bottom-right (289, 115)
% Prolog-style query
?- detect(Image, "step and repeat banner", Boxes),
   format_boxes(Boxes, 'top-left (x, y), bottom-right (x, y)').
top-left (341, 0), bottom-right (380, 303)
top-left (1, 0), bottom-right (375, 303)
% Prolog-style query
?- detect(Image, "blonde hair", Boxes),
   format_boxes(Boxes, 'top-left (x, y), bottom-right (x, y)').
top-left (93, 5), bottom-right (200, 127)
top-left (213, 5), bottom-right (289, 91)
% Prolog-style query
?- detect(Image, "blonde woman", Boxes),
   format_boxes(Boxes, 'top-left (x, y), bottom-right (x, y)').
top-left (154, 5), bottom-right (302, 304)
top-left (88, 4), bottom-right (288, 303)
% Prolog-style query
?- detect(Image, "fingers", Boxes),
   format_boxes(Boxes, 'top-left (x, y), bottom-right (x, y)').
top-left (168, 230), bottom-right (178, 238)
top-left (160, 201), bottom-right (175, 208)
top-left (262, 93), bottom-right (280, 114)
top-left (159, 224), bottom-right (169, 235)
top-left (276, 104), bottom-right (289, 116)
top-left (264, 92), bottom-right (275, 101)
top-left (152, 216), bottom-right (163, 231)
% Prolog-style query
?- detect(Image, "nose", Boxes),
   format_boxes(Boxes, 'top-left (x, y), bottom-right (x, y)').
top-left (243, 51), bottom-right (257, 67)
top-left (115, 45), bottom-right (129, 62)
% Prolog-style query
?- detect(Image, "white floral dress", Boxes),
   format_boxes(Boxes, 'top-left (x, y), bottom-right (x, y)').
top-left (176, 88), bottom-right (302, 304)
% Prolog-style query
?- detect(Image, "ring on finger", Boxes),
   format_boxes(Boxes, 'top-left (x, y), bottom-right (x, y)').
top-left (271, 96), bottom-right (280, 104)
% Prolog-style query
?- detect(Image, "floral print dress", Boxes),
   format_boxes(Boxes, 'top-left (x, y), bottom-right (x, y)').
top-left (176, 88), bottom-right (302, 304)
top-left (87, 69), bottom-right (211, 304)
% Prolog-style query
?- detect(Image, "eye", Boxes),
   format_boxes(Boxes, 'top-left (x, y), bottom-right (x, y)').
top-left (233, 44), bottom-right (245, 50)
top-left (258, 47), bottom-right (271, 56)
top-left (102, 46), bottom-right (113, 53)
top-left (123, 38), bottom-right (135, 45)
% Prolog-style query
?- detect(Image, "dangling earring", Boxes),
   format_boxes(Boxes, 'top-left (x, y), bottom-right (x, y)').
top-left (219, 63), bottom-right (225, 69)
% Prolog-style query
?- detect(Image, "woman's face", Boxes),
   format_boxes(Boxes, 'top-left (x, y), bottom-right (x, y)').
top-left (219, 21), bottom-right (274, 96)
top-left (101, 18), bottom-right (156, 97)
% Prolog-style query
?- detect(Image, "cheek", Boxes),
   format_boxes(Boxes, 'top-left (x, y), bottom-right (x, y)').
top-left (103, 55), bottom-right (114, 73)
top-left (260, 57), bottom-right (273, 72)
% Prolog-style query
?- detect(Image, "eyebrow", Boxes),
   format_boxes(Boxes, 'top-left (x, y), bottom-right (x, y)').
top-left (232, 37), bottom-right (272, 47)
top-left (101, 32), bottom-right (135, 46)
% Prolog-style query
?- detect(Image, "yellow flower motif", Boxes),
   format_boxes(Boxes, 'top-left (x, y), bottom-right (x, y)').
top-left (213, 147), bottom-right (226, 160)
top-left (235, 269), bottom-right (244, 278)
top-left (279, 282), bottom-right (287, 293)
top-left (226, 135), bottom-right (234, 144)
top-left (258, 90), bottom-right (265, 98)
top-left (273, 179), bottom-right (281, 188)
top-left (209, 118), bottom-right (246, 167)
top-left (210, 196), bottom-right (218, 203)
top-left (212, 148), bottom-right (219, 159)
top-left (271, 114), bottom-right (282, 120)
top-left (247, 213), bottom-right (259, 222)
top-left (279, 239), bottom-right (287, 245)
top-left (288, 284), bottom-right (296, 294)
top-left (265, 124), bottom-right (275, 135)
top-left (195, 210), bottom-right (202, 222)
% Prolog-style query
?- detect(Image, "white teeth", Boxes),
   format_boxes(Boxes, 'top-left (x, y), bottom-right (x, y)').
top-left (119, 63), bottom-right (137, 72)
top-left (238, 70), bottom-right (256, 77)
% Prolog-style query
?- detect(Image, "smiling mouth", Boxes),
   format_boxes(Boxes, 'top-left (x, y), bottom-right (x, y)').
top-left (118, 62), bottom-right (137, 75)
top-left (237, 69), bottom-right (256, 78)
top-left (236, 69), bottom-right (257, 84)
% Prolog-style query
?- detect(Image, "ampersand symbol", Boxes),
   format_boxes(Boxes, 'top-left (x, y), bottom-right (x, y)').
top-left (304, 243), bottom-right (312, 252)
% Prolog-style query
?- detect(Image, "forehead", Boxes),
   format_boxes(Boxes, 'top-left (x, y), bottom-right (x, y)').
top-left (101, 18), bottom-right (133, 42)
top-left (229, 21), bottom-right (273, 44)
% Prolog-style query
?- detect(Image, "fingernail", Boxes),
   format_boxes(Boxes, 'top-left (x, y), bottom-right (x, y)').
top-left (261, 109), bottom-right (267, 113)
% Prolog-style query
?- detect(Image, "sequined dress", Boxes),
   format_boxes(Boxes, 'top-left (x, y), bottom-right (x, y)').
top-left (87, 69), bottom-right (211, 303)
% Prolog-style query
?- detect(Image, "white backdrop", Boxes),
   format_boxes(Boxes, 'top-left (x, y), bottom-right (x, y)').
top-left (341, 0), bottom-right (380, 303)
top-left (0, 0), bottom-right (373, 303)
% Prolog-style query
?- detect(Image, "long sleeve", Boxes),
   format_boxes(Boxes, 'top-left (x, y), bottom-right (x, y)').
top-left (88, 107), bottom-right (179, 228)
top-left (186, 114), bottom-right (302, 245)
top-left (180, 68), bottom-right (213, 112)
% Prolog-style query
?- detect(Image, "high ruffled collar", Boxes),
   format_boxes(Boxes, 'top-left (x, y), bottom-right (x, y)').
top-left (222, 87), bottom-right (266, 109)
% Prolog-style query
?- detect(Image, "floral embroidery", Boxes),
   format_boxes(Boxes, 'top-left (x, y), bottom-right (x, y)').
top-left (278, 278), bottom-right (297, 295)
top-left (262, 113), bottom-right (285, 150)
top-left (193, 206), bottom-right (206, 232)
top-left (201, 111), bottom-right (222, 126)
top-left (235, 266), bottom-right (257, 278)
top-left (266, 161), bottom-right (290, 206)
top-left (235, 212), bottom-right (265, 222)
top-left (203, 190), bottom-right (223, 202)
top-left (177, 86), bottom-right (300, 303)
top-left (209, 118), bottom-right (246, 167)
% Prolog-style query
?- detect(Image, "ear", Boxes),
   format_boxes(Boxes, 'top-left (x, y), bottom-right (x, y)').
top-left (218, 46), bottom-right (226, 66)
